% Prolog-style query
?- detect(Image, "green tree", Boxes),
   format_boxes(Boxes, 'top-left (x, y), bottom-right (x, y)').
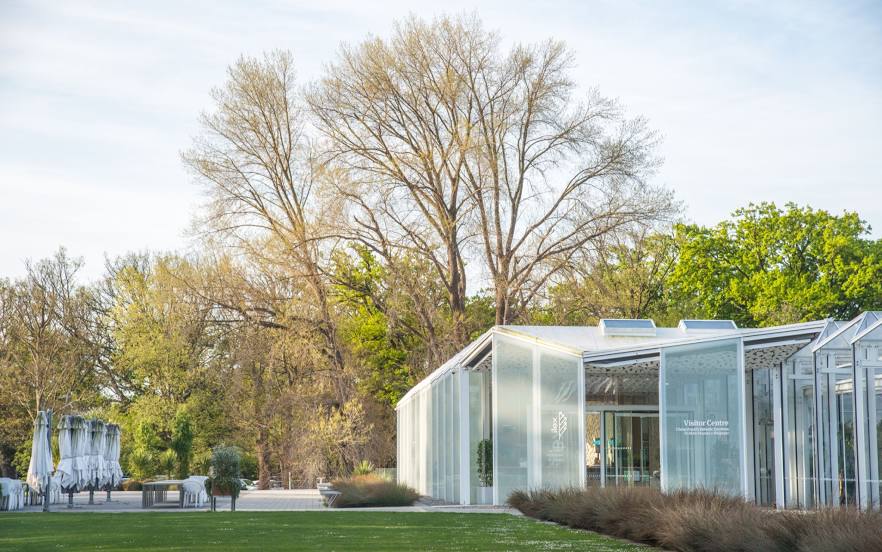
top-left (171, 409), bottom-right (194, 478)
top-left (671, 202), bottom-right (882, 326)
top-left (546, 228), bottom-right (680, 325)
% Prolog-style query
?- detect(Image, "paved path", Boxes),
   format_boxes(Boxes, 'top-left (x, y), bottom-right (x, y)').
top-left (15, 489), bottom-right (518, 514)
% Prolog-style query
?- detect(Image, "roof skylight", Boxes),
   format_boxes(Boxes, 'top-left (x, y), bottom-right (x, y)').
top-left (599, 319), bottom-right (657, 337)
top-left (678, 319), bottom-right (738, 332)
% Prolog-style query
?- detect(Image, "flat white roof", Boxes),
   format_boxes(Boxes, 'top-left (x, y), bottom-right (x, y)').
top-left (396, 318), bottom-right (831, 408)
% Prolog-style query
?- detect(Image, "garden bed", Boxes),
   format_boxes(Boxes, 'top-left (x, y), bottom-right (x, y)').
top-left (509, 486), bottom-right (882, 552)
top-left (328, 475), bottom-right (419, 508)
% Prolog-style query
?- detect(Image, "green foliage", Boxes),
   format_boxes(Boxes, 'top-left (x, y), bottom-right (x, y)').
top-left (477, 439), bottom-right (493, 487)
top-left (128, 449), bottom-right (155, 480)
top-left (11, 437), bottom-right (30, 479)
top-left (239, 452), bottom-right (258, 480)
top-left (209, 446), bottom-right (242, 498)
top-left (671, 202), bottom-right (882, 326)
top-left (546, 230), bottom-right (680, 326)
top-left (352, 460), bottom-right (375, 476)
top-left (333, 246), bottom-right (417, 407)
top-left (171, 409), bottom-right (194, 479)
top-left (158, 449), bottom-right (177, 477)
top-left (329, 474), bottom-right (419, 508)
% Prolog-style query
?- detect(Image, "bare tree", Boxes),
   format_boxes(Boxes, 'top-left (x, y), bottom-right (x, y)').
top-left (183, 51), bottom-right (349, 404)
top-left (307, 16), bottom-right (482, 346)
top-left (0, 249), bottom-right (96, 419)
top-left (309, 14), bottom-right (675, 331)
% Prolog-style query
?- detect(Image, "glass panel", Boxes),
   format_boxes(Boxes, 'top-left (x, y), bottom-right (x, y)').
top-left (662, 339), bottom-right (743, 495)
top-left (586, 412), bottom-right (602, 486)
top-left (853, 331), bottom-right (882, 510)
top-left (816, 351), bottom-right (857, 507)
top-left (495, 335), bottom-right (534, 501)
top-left (603, 412), bottom-right (660, 488)
top-left (539, 350), bottom-right (581, 489)
top-left (468, 370), bottom-right (491, 503)
top-left (751, 368), bottom-right (776, 506)
top-left (587, 372), bottom-right (659, 406)
top-left (783, 358), bottom-right (816, 509)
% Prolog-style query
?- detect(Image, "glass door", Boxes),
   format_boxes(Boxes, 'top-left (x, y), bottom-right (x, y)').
top-left (603, 411), bottom-right (660, 488)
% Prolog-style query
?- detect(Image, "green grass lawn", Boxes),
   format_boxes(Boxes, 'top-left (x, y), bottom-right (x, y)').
top-left (0, 511), bottom-right (652, 551)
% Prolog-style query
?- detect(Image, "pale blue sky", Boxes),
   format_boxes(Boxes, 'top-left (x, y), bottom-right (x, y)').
top-left (1, 0), bottom-right (880, 279)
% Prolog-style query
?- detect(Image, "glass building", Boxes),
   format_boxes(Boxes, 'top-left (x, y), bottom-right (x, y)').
top-left (396, 312), bottom-right (882, 508)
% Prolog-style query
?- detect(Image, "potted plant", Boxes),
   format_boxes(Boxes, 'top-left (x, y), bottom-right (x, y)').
top-left (207, 446), bottom-right (241, 511)
top-left (477, 439), bottom-right (493, 504)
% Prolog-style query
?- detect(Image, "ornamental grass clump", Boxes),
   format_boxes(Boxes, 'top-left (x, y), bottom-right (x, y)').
top-left (508, 486), bottom-right (882, 552)
top-left (330, 474), bottom-right (419, 508)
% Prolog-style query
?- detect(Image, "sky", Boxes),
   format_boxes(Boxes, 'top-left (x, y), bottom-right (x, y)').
top-left (1, 0), bottom-right (880, 280)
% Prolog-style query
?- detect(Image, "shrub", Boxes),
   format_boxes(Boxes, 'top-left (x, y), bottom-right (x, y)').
top-left (128, 449), bottom-right (155, 480)
top-left (329, 474), bottom-right (419, 508)
top-left (352, 460), bottom-right (375, 476)
top-left (477, 439), bottom-right (492, 487)
top-left (509, 486), bottom-right (882, 552)
top-left (120, 479), bottom-right (143, 491)
top-left (208, 446), bottom-right (241, 498)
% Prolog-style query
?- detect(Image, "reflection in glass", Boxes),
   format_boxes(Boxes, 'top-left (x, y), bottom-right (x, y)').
top-left (662, 339), bottom-right (743, 495)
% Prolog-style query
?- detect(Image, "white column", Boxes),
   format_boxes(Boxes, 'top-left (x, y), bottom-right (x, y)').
top-left (772, 365), bottom-right (786, 509)
top-left (458, 368), bottom-right (471, 505)
top-left (867, 347), bottom-right (881, 508)
top-left (739, 338), bottom-right (752, 499)
top-left (491, 335), bottom-right (499, 506)
top-left (578, 356), bottom-right (586, 488)
top-left (659, 350), bottom-right (667, 493)
top-left (854, 349), bottom-right (866, 509)
top-left (531, 345), bottom-right (541, 489)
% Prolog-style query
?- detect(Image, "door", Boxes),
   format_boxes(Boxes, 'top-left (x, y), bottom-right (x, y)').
top-left (603, 411), bottom-right (660, 488)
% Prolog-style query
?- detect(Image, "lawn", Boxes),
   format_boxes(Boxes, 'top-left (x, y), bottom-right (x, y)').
top-left (0, 511), bottom-right (652, 551)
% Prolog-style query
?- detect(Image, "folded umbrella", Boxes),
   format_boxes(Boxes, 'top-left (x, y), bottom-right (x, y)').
top-left (55, 416), bottom-right (77, 490)
top-left (26, 411), bottom-right (53, 495)
top-left (104, 424), bottom-right (124, 488)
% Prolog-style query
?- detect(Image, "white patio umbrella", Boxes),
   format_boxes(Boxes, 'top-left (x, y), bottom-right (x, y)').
top-left (26, 411), bottom-right (53, 495)
top-left (71, 416), bottom-right (90, 490)
top-left (88, 420), bottom-right (107, 488)
top-left (55, 416), bottom-right (77, 490)
top-left (104, 424), bottom-right (123, 488)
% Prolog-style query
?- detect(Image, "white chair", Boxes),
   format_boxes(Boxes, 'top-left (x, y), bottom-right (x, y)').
top-left (0, 478), bottom-right (25, 511)
top-left (182, 476), bottom-right (208, 508)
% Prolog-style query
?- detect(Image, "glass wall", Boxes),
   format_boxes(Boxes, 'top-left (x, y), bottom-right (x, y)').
top-left (540, 350), bottom-right (582, 490)
top-left (493, 334), bottom-right (583, 503)
top-left (468, 369), bottom-right (492, 503)
top-left (661, 339), bottom-right (745, 496)
top-left (750, 368), bottom-right (776, 506)
top-left (854, 324), bottom-right (882, 509)
top-left (494, 336), bottom-right (533, 502)
top-left (586, 412), bottom-right (602, 486)
top-left (783, 355), bottom-right (817, 509)
top-left (815, 350), bottom-right (857, 507)
top-left (397, 385), bottom-right (431, 494)
top-left (603, 412), bottom-right (660, 488)
top-left (429, 371), bottom-right (460, 503)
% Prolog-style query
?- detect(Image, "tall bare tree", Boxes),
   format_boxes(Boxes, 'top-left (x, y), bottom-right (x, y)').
top-left (183, 51), bottom-right (349, 404)
top-left (309, 14), bottom-right (675, 330)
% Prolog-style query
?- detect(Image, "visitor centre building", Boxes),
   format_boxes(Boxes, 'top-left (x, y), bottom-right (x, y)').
top-left (396, 312), bottom-right (882, 509)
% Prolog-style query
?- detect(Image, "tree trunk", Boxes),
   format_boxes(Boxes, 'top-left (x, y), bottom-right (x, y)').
top-left (256, 432), bottom-right (271, 490)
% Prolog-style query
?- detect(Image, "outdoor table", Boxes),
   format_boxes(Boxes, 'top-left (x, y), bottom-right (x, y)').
top-left (141, 480), bottom-right (185, 508)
